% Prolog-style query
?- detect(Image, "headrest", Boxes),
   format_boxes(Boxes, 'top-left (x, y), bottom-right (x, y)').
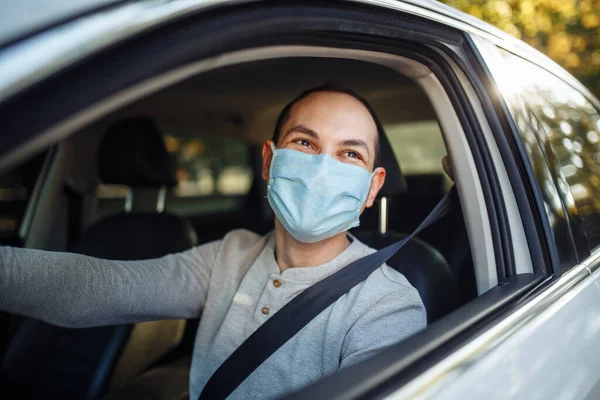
top-left (377, 129), bottom-right (407, 197)
top-left (98, 117), bottom-right (177, 188)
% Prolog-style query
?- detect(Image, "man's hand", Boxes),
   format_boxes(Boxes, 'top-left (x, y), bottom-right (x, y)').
top-left (442, 155), bottom-right (454, 182)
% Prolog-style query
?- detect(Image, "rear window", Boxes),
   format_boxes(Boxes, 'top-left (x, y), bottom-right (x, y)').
top-left (95, 133), bottom-right (254, 220)
top-left (385, 120), bottom-right (452, 192)
top-left (163, 133), bottom-right (252, 198)
top-left (385, 120), bottom-right (447, 175)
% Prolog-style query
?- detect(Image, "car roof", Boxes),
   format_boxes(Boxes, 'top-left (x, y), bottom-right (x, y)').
top-left (0, 0), bottom-right (523, 49)
top-left (0, 0), bottom-right (595, 108)
top-left (105, 56), bottom-right (435, 145)
top-left (0, 0), bottom-right (124, 47)
top-left (402, 0), bottom-right (513, 40)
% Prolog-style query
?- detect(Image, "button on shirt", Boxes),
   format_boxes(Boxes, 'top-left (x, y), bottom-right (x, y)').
top-left (0, 229), bottom-right (426, 400)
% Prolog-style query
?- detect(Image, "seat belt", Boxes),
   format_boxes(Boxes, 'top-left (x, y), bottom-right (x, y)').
top-left (199, 187), bottom-right (455, 400)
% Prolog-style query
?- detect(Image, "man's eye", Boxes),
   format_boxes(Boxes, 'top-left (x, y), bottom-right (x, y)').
top-left (295, 139), bottom-right (311, 147)
top-left (345, 151), bottom-right (360, 159)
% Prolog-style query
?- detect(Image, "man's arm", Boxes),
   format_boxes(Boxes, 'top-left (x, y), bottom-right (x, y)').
top-left (339, 288), bottom-right (426, 368)
top-left (0, 241), bottom-right (220, 328)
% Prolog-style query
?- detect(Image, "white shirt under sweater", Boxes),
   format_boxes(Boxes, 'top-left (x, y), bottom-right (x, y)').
top-left (0, 229), bottom-right (426, 399)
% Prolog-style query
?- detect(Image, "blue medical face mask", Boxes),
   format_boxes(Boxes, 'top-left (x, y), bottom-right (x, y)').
top-left (267, 142), bottom-right (374, 243)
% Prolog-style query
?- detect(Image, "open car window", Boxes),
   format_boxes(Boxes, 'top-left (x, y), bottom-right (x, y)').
top-left (386, 120), bottom-right (448, 175)
top-left (95, 133), bottom-right (254, 222)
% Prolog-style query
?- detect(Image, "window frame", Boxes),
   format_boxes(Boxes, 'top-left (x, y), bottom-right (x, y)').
top-left (473, 37), bottom-right (600, 272)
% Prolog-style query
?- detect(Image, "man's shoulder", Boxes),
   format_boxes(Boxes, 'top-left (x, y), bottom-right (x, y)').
top-left (333, 264), bottom-right (426, 342)
top-left (337, 264), bottom-right (424, 324)
top-left (362, 265), bottom-right (423, 307)
top-left (347, 236), bottom-right (421, 303)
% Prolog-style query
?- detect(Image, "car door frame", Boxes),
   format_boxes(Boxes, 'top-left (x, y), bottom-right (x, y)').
top-left (353, 28), bottom-right (600, 400)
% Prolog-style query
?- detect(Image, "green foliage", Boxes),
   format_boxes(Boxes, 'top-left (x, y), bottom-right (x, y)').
top-left (439, 0), bottom-right (600, 98)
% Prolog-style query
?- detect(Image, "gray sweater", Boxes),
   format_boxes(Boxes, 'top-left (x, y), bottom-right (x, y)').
top-left (0, 229), bottom-right (426, 399)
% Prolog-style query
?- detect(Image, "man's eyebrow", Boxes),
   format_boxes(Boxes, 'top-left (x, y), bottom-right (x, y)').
top-left (339, 139), bottom-right (371, 157)
top-left (282, 125), bottom-right (319, 140)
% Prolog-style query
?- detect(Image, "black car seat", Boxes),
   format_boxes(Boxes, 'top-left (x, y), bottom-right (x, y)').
top-left (0, 117), bottom-right (197, 400)
top-left (73, 117), bottom-right (198, 259)
top-left (351, 132), bottom-right (460, 323)
top-left (391, 173), bottom-right (477, 306)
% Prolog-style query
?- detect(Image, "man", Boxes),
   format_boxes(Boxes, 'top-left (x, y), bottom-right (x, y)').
top-left (0, 84), bottom-right (426, 399)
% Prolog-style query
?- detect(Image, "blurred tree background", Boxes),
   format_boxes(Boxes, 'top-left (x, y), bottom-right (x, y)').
top-left (439, 0), bottom-right (600, 98)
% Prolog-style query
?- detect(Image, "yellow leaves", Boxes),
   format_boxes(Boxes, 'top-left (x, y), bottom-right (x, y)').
top-left (531, 13), bottom-right (552, 34)
top-left (592, 51), bottom-right (600, 66)
top-left (545, 0), bottom-right (576, 17)
top-left (580, 0), bottom-right (593, 13)
top-left (504, 23), bottom-right (522, 38)
top-left (520, 0), bottom-right (535, 16)
top-left (181, 140), bottom-right (205, 160)
top-left (466, 5), bottom-right (483, 19)
top-left (573, 36), bottom-right (587, 52)
top-left (582, 14), bottom-right (600, 29)
top-left (546, 32), bottom-right (583, 68)
top-left (438, 0), bottom-right (600, 98)
top-left (547, 32), bottom-right (572, 59)
top-left (564, 53), bottom-right (581, 69)
top-left (493, 0), bottom-right (513, 18)
top-left (164, 135), bottom-right (180, 153)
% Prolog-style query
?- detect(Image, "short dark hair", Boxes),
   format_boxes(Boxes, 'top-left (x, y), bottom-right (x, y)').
top-left (272, 83), bottom-right (382, 168)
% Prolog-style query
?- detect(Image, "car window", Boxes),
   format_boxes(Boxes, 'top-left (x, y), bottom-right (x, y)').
top-left (385, 120), bottom-right (453, 190)
top-left (0, 152), bottom-right (47, 246)
top-left (95, 133), bottom-right (254, 220)
top-left (493, 50), bottom-right (599, 266)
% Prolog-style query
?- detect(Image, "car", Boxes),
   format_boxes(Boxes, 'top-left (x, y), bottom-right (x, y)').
top-left (0, 0), bottom-right (599, 399)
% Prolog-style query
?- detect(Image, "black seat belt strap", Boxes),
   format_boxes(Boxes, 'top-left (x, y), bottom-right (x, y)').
top-left (199, 187), bottom-right (455, 400)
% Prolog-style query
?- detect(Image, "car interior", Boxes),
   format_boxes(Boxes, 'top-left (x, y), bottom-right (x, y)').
top-left (0, 55), bottom-right (480, 399)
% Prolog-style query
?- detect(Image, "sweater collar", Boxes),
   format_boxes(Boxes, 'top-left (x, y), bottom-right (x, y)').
top-left (263, 232), bottom-right (369, 284)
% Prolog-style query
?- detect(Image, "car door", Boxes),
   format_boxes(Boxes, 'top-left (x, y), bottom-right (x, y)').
top-left (424, 34), bottom-right (600, 400)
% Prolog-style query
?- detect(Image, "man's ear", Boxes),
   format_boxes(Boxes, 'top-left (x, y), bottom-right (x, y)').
top-left (262, 140), bottom-right (274, 181)
top-left (365, 167), bottom-right (386, 208)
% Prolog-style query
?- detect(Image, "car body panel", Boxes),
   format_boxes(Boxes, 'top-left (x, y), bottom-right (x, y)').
top-left (387, 256), bottom-right (600, 399)
top-left (0, 0), bottom-right (592, 109)
top-left (0, 0), bottom-right (122, 47)
top-left (384, 31), bottom-right (600, 400)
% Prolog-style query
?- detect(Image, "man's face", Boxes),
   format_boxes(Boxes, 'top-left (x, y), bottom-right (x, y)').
top-left (262, 91), bottom-right (386, 211)
top-left (277, 91), bottom-right (378, 171)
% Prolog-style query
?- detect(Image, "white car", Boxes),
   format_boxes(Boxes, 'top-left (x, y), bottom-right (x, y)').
top-left (0, 1), bottom-right (599, 399)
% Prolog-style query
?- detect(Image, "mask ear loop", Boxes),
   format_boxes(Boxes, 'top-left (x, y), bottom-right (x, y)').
top-left (361, 167), bottom-right (378, 203)
top-left (267, 141), bottom-right (278, 193)
top-left (353, 168), bottom-right (377, 214)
